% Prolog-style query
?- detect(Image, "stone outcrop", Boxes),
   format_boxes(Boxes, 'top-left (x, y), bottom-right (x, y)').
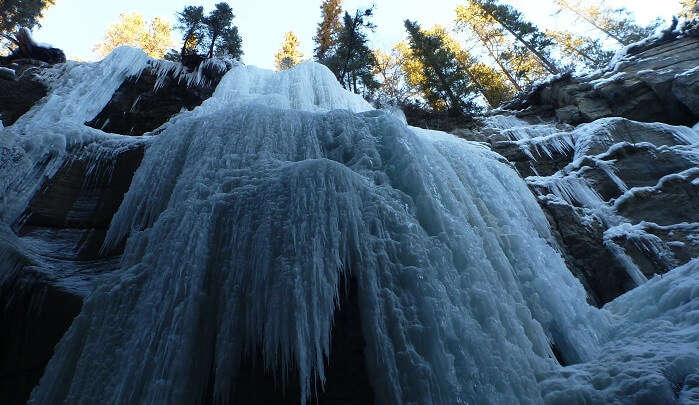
top-left (0, 28), bottom-right (66, 66)
top-left (505, 20), bottom-right (699, 127)
top-left (461, 25), bottom-right (699, 305)
top-left (86, 62), bottom-right (227, 136)
top-left (0, 139), bottom-right (145, 403)
top-left (0, 61), bottom-right (48, 127)
top-left (465, 114), bottom-right (699, 305)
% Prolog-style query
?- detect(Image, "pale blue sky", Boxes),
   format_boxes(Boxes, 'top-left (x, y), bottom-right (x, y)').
top-left (32, 0), bottom-right (681, 69)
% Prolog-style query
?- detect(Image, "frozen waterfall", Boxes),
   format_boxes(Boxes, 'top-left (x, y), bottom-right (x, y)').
top-left (0, 48), bottom-right (696, 404)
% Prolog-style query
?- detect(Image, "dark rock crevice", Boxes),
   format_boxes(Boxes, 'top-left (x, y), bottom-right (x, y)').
top-left (85, 64), bottom-right (226, 136)
top-left (0, 275), bottom-right (82, 405)
top-left (214, 275), bottom-right (375, 405)
top-left (0, 64), bottom-right (48, 127)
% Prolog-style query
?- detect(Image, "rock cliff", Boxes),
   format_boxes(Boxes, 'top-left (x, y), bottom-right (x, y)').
top-left (0, 22), bottom-right (697, 404)
top-left (458, 20), bottom-right (699, 305)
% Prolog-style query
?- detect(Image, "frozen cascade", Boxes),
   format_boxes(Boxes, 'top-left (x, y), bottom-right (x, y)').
top-left (0, 49), bottom-right (693, 404)
top-left (27, 57), bottom-right (607, 404)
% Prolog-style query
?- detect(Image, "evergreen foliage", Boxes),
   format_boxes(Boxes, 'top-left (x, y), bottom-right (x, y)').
top-left (0, 0), bottom-right (55, 53)
top-left (313, 0), bottom-right (343, 62)
top-left (215, 25), bottom-right (242, 59)
top-left (93, 13), bottom-right (173, 59)
top-left (275, 31), bottom-right (304, 71)
top-left (175, 5), bottom-right (205, 58)
top-left (455, 3), bottom-right (523, 91)
top-left (203, 2), bottom-right (234, 58)
top-left (170, 2), bottom-right (243, 62)
top-left (324, 8), bottom-right (379, 95)
top-left (403, 20), bottom-right (477, 117)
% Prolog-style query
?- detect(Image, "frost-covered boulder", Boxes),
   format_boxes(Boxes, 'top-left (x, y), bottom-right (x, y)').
top-left (0, 64), bottom-right (47, 127)
top-left (0, 28), bottom-right (65, 65)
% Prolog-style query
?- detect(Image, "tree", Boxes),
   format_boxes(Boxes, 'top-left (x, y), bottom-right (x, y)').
top-left (455, 3), bottom-right (522, 91)
top-left (93, 13), bottom-right (173, 59)
top-left (403, 20), bottom-right (477, 117)
top-left (553, 0), bottom-right (662, 46)
top-left (466, 63), bottom-right (513, 107)
top-left (0, 0), bottom-right (55, 53)
top-left (466, 0), bottom-right (559, 74)
top-left (324, 8), bottom-right (379, 95)
top-left (429, 25), bottom-right (513, 107)
top-left (372, 47), bottom-right (420, 107)
top-left (679, 0), bottom-right (698, 19)
top-left (546, 30), bottom-right (613, 70)
top-left (170, 3), bottom-right (242, 61)
top-left (175, 5), bottom-right (205, 57)
top-left (216, 26), bottom-right (242, 59)
top-left (313, 0), bottom-right (343, 62)
top-left (203, 2), bottom-right (234, 58)
top-left (275, 31), bottom-right (304, 70)
top-left (398, 24), bottom-right (511, 109)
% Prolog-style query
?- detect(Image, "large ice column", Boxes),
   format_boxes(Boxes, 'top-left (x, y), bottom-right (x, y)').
top-left (30, 57), bottom-right (609, 404)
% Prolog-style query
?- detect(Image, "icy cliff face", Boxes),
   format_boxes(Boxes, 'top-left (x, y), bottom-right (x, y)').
top-left (1, 48), bottom-right (697, 404)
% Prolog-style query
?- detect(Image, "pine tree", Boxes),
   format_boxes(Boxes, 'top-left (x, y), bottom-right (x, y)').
top-left (313, 0), bottom-right (343, 62)
top-left (546, 30), bottom-right (613, 69)
top-left (403, 20), bottom-right (476, 117)
top-left (175, 5), bottom-right (205, 58)
top-left (0, 0), bottom-right (55, 52)
top-left (204, 2), bottom-right (234, 58)
top-left (93, 13), bottom-right (173, 59)
top-left (430, 25), bottom-right (513, 107)
top-left (467, 0), bottom-right (559, 75)
top-left (216, 26), bottom-right (242, 59)
top-left (399, 24), bottom-right (511, 109)
top-left (325, 8), bottom-right (379, 95)
top-left (275, 31), bottom-right (304, 70)
top-left (553, 0), bottom-right (662, 46)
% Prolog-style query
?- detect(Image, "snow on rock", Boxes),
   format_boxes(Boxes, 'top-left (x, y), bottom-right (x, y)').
top-left (541, 259), bottom-right (699, 404)
top-left (0, 66), bottom-right (15, 79)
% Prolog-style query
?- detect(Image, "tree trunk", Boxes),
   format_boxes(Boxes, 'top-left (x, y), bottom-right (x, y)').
top-left (432, 65), bottom-right (463, 117)
top-left (557, 1), bottom-right (627, 45)
top-left (572, 46), bottom-right (597, 64)
top-left (339, 18), bottom-right (360, 89)
top-left (486, 12), bottom-right (560, 74)
top-left (461, 63), bottom-right (494, 107)
top-left (208, 33), bottom-right (217, 58)
top-left (470, 29), bottom-right (522, 91)
top-left (1, 33), bottom-right (20, 47)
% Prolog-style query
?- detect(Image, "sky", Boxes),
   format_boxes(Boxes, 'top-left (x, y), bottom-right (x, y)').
top-left (32, 0), bottom-right (683, 69)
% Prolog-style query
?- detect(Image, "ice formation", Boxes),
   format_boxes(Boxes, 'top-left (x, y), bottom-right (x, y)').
top-left (0, 48), bottom-right (696, 404)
